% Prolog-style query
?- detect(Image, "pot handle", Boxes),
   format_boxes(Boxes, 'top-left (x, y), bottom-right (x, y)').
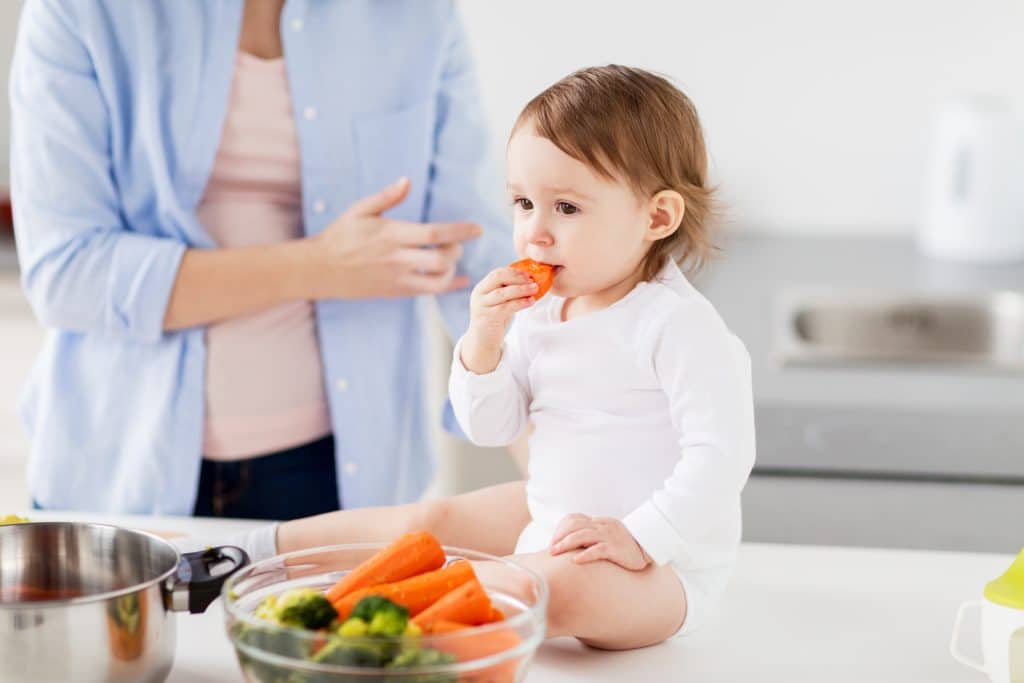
top-left (172, 546), bottom-right (249, 614)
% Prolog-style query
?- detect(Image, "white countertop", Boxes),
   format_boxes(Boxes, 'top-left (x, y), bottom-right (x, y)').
top-left (19, 510), bottom-right (1002, 682)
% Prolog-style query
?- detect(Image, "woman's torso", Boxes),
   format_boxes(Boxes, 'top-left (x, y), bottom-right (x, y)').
top-left (12, 1), bottom-right (504, 514)
top-left (196, 52), bottom-right (330, 459)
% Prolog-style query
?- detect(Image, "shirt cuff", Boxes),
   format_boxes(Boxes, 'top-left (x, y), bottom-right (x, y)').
top-left (108, 232), bottom-right (187, 342)
top-left (623, 500), bottom-right (690, 567)
top-left (449, 335), bottom-right (515, 395)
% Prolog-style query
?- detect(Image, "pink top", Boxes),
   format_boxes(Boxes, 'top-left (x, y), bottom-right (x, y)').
top-left (196, 52), bottom-right (331, 460)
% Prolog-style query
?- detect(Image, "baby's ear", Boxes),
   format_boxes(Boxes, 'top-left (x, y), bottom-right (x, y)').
top-left (646, 190), bottom-right (685, 241)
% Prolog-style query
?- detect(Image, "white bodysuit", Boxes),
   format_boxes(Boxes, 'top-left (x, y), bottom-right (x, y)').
top-left (448, 260), bottom-right (756, 634)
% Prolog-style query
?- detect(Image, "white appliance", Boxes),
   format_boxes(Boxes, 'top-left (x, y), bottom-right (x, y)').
top-left (918, 96), bottom-right (1024, 263)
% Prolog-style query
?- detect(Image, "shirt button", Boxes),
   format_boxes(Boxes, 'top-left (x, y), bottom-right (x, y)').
top-left (343, 461), bottom-right (359, 476)
top-left (312, 199), bottom-right (326, 215)
top-left (290, 18), bottom-right (303, 32)
top-left (304, 106), bottom-right (318, 121)
top-left (335, 377), bottom-right (348, 392)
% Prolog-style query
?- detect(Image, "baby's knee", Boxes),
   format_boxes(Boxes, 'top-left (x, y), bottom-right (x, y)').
top-left (536, 553), bottom-right (588, 636)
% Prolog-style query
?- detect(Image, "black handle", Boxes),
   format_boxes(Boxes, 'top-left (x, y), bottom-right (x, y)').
top-left (177, 545), bottom-right (249, 614)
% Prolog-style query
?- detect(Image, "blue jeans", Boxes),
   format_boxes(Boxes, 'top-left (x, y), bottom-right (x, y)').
top-left (191, 434), bottom-right (341, 520)
top-left (32, 435), bottom-right (341, 519)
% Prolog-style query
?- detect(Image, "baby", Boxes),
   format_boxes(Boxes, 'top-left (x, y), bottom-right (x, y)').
top-left (275, 65), bottom-right (755, 649)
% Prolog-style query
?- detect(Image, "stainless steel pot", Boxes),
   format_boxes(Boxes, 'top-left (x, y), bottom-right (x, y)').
top-left (0, 522), bottom-right (249, 683)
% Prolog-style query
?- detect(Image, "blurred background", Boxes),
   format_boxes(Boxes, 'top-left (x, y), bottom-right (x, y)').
top-left (2, 1), bottom-right (1023, 552)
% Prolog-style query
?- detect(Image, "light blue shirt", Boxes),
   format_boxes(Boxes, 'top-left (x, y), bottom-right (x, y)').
top-left (9, 0), bottom-right (513, 514)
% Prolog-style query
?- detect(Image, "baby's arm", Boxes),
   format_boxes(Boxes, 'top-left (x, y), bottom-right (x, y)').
top-left (448, 266), bottom-right (537, 446)
top-left (620, 304), bottom-right (755, 577)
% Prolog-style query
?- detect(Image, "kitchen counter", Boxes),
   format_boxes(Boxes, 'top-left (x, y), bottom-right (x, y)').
top-left (16, 510), bottom-right (1003, 682)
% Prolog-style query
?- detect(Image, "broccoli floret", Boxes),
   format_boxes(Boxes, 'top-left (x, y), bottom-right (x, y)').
top-left (338, 617), bottom-right (369, 638)
top-left (311, 634), bottom-right (388, 668)
top-left (254, 594), bottom-right (279, 622)
top-left (350, 595), bottom-right (409, 624)
top-left (389, 647), bottom-right (456, 668)
top-left (233, 620), bottom-right (310, 683)
top-left (387, 648), bottom-right (458, 683)
top-left (272, 588), bottom-right (338, 630)
top-left (368, 609), bottom-right (410, 638)
top-left (349, 595), bottom-right (410, 637)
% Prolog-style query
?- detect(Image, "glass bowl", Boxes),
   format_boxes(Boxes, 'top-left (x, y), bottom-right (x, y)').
top-left (222, 543), bottom-right (548, 682)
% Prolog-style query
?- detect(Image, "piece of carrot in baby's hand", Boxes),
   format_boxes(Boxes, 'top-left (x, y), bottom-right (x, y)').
top-left (509, 258), bottom-right (556, 299)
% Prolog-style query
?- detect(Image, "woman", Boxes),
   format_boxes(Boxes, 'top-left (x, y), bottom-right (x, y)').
top-left (9, 0), bottom-right (512, 519)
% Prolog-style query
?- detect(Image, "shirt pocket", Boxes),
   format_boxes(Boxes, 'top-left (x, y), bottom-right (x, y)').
top-left (352, 97), bottom-right (436, 222)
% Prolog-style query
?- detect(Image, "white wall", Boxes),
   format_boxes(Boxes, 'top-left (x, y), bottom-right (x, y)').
top-left (0, 2), bottom-right (20, 187)
top-left (2, 1), bottom-right (1021, 234)
top-left (458, 0), bottom-right (1024, 235)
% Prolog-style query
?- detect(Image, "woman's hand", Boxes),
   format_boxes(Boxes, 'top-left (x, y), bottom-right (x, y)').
top-left (458, 266), bottom-right (538, 374)
top-left (549, 513), bottom-right (652, 571)
top-left (307, 177), bottom-right (483, 299)
top-left (163, 177), bottom-right (481, 330)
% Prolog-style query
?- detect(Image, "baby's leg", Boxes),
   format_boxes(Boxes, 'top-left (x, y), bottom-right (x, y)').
top-left (277, 480), bottom-right (530, 557)
top-left (512, 551), bottom-right (686, 650)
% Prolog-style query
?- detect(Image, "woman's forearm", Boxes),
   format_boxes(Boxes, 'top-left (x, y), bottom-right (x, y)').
top-left (162, 239), bottom-right (317, 330)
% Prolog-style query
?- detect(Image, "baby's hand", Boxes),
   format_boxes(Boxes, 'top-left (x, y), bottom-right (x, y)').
top-left (460, 267), bottom-right (538, 374)
top-left (549, 513), bottom-right (652, 571)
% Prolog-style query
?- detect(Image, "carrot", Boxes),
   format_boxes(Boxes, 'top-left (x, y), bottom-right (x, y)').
top-left (325, 531), bottom-right (445, 604)
top-left (509, 258), bottom-right (556, 299)
top-left (483, 606), bottom-right (505, 623)
top-left (423, 619), bottom-right (471, 635)
top-left (332, 559), bottom-right (476, 620)
top-left (424, 618), bottom-right (521, 682)
top-left (412, 579), bottom-right (493, 630)
top-left (434, 627), bottom-right (523, 683)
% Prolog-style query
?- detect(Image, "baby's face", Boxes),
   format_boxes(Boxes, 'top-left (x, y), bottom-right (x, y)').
top-left (506, 124), bottom-right (653, 300)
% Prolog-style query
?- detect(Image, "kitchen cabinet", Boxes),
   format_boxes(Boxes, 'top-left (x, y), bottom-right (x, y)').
top-left (744, 475), bottom-right (1024, 552)
top-left (698, 235), bottom-right (1024, 553)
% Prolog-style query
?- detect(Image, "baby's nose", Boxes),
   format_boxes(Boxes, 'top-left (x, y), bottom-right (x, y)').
top-left (525, 218), bottom-right (554, 246)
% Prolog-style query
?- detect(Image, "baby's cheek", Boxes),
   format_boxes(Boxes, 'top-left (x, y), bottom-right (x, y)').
top-left (511, 231), bottom-right (529, 258)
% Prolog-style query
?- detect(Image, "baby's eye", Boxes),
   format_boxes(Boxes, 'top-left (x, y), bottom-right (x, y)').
top-left (514, 197), bottom-right (534, 211)
top-left (556, 201), bottom-right (579, 215)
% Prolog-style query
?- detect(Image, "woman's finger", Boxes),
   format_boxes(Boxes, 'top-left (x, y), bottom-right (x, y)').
top-left (343, 177), bottom-right (411, 218)
top-left (445, 275), bottom-right (471, 293)
top-left (397, 267), bottom-right (459, 295)
top-left (389, 219), bottom-right (483, 247)
top-left (395, 244), bottom-right (462, 274)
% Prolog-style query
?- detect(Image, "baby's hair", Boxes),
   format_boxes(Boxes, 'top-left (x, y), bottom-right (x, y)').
top-left (512, 65), bottom-right (719, 280)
